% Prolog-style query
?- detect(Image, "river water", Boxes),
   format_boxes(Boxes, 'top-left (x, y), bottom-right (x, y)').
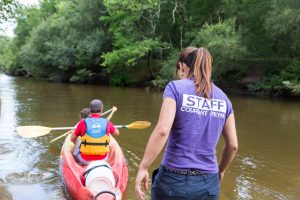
top-left (0, 74), bottom-right (299, 200)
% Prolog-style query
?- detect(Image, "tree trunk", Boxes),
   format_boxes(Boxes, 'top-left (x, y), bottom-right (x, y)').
top-left (147, 51), bottom-right (155, 79)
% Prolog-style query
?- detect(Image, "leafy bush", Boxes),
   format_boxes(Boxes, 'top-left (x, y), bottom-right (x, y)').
top-left (190, 18), bottom-right (248, 83)
top-left (248, 60), bottom-right (300, 95)
top-left (109, 68), bottom-right (129, 86)
top-left (151, 48), bottom-right (178, 90)
top-left (70, 69), bottom-right (95, 83)
top-left (0, 37), bottom-right (13, 72)
top-left (152, 19), bottom-right (248, 89)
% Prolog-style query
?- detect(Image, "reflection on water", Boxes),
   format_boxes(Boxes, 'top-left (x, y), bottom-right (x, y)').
top-left (218, 96), bottom-right (300, 200)
top-left (123, 150), bottom-right (141, 171)
top-left (234, 155), bottom-right (288, 200)
top-left (0, 74), bottom-right (300, 200)
top-left (0, 75), bottom-right (64, 200)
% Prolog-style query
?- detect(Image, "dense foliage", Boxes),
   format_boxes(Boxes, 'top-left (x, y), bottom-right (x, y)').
top-left (0, 0), bottom-right (17, 21)
top-left (0, 0), bottom-right (299, 96)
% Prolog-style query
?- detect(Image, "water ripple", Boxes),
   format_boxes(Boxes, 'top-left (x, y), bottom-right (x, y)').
top-left (236, 175), bottom-right (288, 200)
top-left (124, 149), bottom-right (141, 171)
top-left (235, 154), bottom-right (290, 200)
top-left (5, 170), bottom-right (57, 184)
top-left (0, 142), bottom-right (15, 155)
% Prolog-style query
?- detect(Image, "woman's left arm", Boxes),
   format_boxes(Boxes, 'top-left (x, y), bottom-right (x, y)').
top-left (218, 113), bottom-right (238, 182)
top-left (135, 97), bottom-right (176, 200)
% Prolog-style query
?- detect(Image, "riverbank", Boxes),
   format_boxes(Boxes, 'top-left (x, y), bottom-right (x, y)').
top-left (3, 72), bottom-right (300, 99)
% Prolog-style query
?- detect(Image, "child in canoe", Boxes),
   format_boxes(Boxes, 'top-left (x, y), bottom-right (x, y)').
top-left (71, 99), bottom-right (118, 165)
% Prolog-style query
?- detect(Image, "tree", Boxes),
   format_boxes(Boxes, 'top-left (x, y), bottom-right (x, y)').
top-left (0, 0), bottom-right (17, 21)
top-left (191, 18), bottom-right (247, 81)
top-left (0, 36), bottom-right (14, 72)
top-left (264, 0), bottom-right (300, 58)
top-left (220, 0), bottom-right (273, 57)
top-left (18, 0), bottom-right (111, 82)
top-left (101, 0), bottom-right (164, 85)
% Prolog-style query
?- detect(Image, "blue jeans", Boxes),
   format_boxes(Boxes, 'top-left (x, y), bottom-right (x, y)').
top-left (151, 166), bottom-right (220, 200)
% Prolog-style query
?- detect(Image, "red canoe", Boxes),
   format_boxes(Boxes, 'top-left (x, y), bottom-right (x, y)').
top-left (60, 135), bottom-right (128, 200)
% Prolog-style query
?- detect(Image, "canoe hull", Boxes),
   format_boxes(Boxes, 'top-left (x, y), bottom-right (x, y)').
top-left (60, 135), bottom-right (128, 200)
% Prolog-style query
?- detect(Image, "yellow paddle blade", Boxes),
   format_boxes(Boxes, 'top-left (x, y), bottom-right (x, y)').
top-left (126, 121), bottom-right (151, 129)
top-left (16, 126), bottom-right (52, 138)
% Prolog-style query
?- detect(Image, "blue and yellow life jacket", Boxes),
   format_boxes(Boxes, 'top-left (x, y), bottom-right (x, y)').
top-left (80, 118), bottom-right (110, 155)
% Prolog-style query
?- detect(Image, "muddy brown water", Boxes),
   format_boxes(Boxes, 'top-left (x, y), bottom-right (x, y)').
top-left (0, 74), bottom-right (299, 200)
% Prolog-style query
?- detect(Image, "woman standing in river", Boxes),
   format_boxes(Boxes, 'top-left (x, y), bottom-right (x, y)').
top-left (135, 47), bottom-right (238, 200)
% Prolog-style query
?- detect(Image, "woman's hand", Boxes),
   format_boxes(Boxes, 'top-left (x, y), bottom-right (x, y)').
top-left (135, 167), bottom-right (149, 200)
top-left (219, 170), bottom-right (225, 182)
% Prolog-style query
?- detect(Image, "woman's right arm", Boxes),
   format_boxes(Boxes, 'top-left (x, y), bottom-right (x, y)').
top-left (135, 98), bottom-right (176, 199)
top-left (218, 113), bottom-right (238, 181)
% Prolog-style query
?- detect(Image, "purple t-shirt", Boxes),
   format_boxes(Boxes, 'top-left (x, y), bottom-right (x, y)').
top-left (162, 78), bottom-right (233, 173)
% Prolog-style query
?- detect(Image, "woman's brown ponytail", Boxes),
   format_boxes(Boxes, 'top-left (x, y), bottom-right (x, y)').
top-left (178, 47), bottom-right (212, 99)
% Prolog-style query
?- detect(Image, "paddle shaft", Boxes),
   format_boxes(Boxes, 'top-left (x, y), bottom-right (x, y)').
top-left (49, 109), bottom-right (113, 142)
top-left (51, 124), bottom-right (132, 131)
top-left (115, 125), bottom-right (126, 128)
top-left (51, 124), bottom-right (123, 143)
top-left (102, 108), bottom-right (113, 116)
top-left (50, 130), bottom-right (73, 143)
top-left (51, 127), bottom-right (75, 131)
top-left (50, 109), bottom-right (113, 131)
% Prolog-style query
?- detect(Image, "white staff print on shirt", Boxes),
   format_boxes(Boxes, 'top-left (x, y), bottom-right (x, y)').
top-left (181, 94), bottom-right (227, 118)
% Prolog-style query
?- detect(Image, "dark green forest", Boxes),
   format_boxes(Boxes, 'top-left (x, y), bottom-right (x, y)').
top-left (0, 0), bottom-right (299, 96)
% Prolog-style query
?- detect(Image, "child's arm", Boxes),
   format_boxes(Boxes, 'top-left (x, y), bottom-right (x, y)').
top-left (107, 106), bottom-right (117, 121)
top-left (71, 120), bottom-right (84, 143)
